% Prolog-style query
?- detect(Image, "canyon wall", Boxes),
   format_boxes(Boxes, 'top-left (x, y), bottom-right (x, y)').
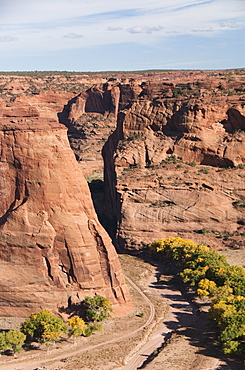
top-left (102, 77), bottom-right (245, 250)
top-left (0, 100), bottom-right (132, 317)
top-left (1, 70), bottom-right (245, 287)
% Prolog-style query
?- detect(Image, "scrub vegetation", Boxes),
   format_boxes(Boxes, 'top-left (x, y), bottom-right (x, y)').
top-left (149, 237), bottom-right (245, 360)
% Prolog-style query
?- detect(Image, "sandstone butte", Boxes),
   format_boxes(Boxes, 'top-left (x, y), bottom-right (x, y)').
top-left (0, 98), bottom-right (132, 318)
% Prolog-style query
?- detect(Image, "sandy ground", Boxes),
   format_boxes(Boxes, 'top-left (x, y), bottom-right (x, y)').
top-left (119, 255), bottom-right (243, 370)
top-left (219, 248), bottom-right (245, 268)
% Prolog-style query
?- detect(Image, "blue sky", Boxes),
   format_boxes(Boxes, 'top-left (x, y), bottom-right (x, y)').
top-left (0, 0), bottom-right (244, 71)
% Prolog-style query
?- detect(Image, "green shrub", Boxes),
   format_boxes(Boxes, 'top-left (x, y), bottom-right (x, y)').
top-left (148, 237), bottom-right (245, 359)
top-left (198, 167), bottom-right (209, 174)
top-left (0, 330), bottom-right (26, 355)
top-left (84, 327), bottom-right (93, 337)
top-left (21, 310), bottom-right (67, 344)
top-left (83, 295), bottom-right (112, 322)
top-left (188, 161), bottom-right (197, 167)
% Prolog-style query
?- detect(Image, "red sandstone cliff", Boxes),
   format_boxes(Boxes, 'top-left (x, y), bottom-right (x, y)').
top-left (102, 77), bottom-right (245, 251)
top-left (0, 100), bottom-right (132, 317)
top-left (46, 71), bottom-right (245, 251)
top-left (1, 70), bottom-right (245, 257)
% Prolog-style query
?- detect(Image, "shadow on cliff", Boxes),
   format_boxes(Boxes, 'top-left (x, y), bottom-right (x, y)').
top-left (87, 179), bottom-right (118, 241)
top-left (57, 96), bottom-right (86, 145)
top-left (101, 112), bottom-right (124, 246)
top-left (59, 301), bottom-right (86, 318)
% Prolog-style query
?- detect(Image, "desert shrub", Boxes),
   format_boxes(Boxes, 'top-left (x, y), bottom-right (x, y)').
top-left (0, 330), bottom-right (26, 355)
top-left (67, 316), bottom-right (86, 338)
top-left (148, 237), bottom-right (245, 358)
top-left (198, 167), bottom-right (209, 174)
top-left (0, 332), bottom-right (7, 353)
top-left (83, 295), bottom-right (113, 322)
top-left (209, 295), bottom-right (245, 355)
top-left (149, 200), bottom-right (175, 208)
top-left (232, 200), bottom-right (245, 209)
top-left (21, 310), bottom-right (67, 344)
top-left (83, 327), bottom-right (93, 337)
top-left (125, 133), bottom-right (144, 141)
top-left (173, 88), bottom-right (186, 97)
top-left (149, 237), bottom-right (208, 263)
top-left (160, 155), bottom-right (181, 165)
top-left (236, 164), bottom-right (244, 169)
top-left (188, 161), bottom-right (197, 167)
top-left (88, 322), bottom-right (103, 332)
top-left (129, 163), bottom-right (141, 169)
top-left (197, 278), bottom-right (217, 297)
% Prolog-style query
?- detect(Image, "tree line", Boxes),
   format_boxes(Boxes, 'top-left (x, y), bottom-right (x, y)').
top-left (149, 237), bottom-right (245, 360)
top-left (0, 294), bottom-right (112, 356)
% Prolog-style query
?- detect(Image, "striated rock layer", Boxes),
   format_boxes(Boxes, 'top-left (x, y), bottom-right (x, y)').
top-left (102, 79), bottom-right (245, 251)
top-left (0, 101), bottom-right (132, 317)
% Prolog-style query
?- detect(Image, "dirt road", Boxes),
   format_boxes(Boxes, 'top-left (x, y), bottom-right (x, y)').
top-left (122, 260), bottom-right (242, 370)
top-left (121, 269), bottom-right (197, 370)
top-left (0, 276), bottom-right (155, 370)
top-left (0, 255), bottom-right (243, 370)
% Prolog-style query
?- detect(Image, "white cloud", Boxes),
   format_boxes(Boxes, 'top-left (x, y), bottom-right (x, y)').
top-left (219, 21), bottom-right (245, 30)
top-left (1, 0), bottom-right (243, 26)
top-left (0, 0), bottom-right (244, 55)
top-left (107, 27), bottom-right (124, 31)
top-left (126, 26), bottom-right (163, 34)
top-left (0, 35), bottom-right (18, 42)
top-left (63, 33), bottom-right (84, 39)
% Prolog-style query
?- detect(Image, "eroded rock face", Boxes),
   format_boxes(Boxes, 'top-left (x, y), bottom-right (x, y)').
top-left (113, 99), bottom-right (245, 167)
top-left (68, 84), bottom-right (121, 122)
top-left (103, 80), bottom-right (245, 251)
top-left (1, 71), bottom-right (245, 257)
top-left (0, 101), bottom-right (132, 317)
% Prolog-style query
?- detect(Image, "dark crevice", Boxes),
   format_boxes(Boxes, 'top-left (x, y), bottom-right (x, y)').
top-left (43, 256), bottom-right (54, 281)
top-left (0, 200), bottom-right (16, 226)
top-left (36, 243), bottom-right (45, 249)
top-left (59, 264), bottom-right (72, 284)
top-left (67, 296), bottom-right (72, 307)
top-left (145, 143), bottom-right (150, 167)
top-left (0, 180), bottom-right (29, 226)
top-left (64, 239), bottom-right (78, 284)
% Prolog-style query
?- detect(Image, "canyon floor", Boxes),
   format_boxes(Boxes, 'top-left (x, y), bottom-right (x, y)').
top-left (0, 250), bottom-right (244, 370)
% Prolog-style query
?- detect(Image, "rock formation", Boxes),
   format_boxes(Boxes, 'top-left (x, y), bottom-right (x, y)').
top-left (0, 100), bottom-right (132, 317)
top-left (102, 75), bottom-right (245, 251)
top-left (1, 69), bottom-right (245, 260)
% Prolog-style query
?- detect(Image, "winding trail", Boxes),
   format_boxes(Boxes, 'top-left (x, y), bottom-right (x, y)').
top-left (0, 268), bottom-right (233, 370)
top-left (122, 265), bottom-right (231, 370)
top-left (121, 271), bottom-right (195, 370)
top-left (0, 276), bottom-right (155, 370)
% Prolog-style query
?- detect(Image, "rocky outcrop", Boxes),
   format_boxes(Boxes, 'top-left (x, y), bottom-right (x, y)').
top-left (0, 101), bottom-right (132, 317)
top-left (111, 98), bottom-right (245, 168)
top-left (103, 79), bottom-right (245, 251)
top-left (68, 84), bottom-right (121, 122)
